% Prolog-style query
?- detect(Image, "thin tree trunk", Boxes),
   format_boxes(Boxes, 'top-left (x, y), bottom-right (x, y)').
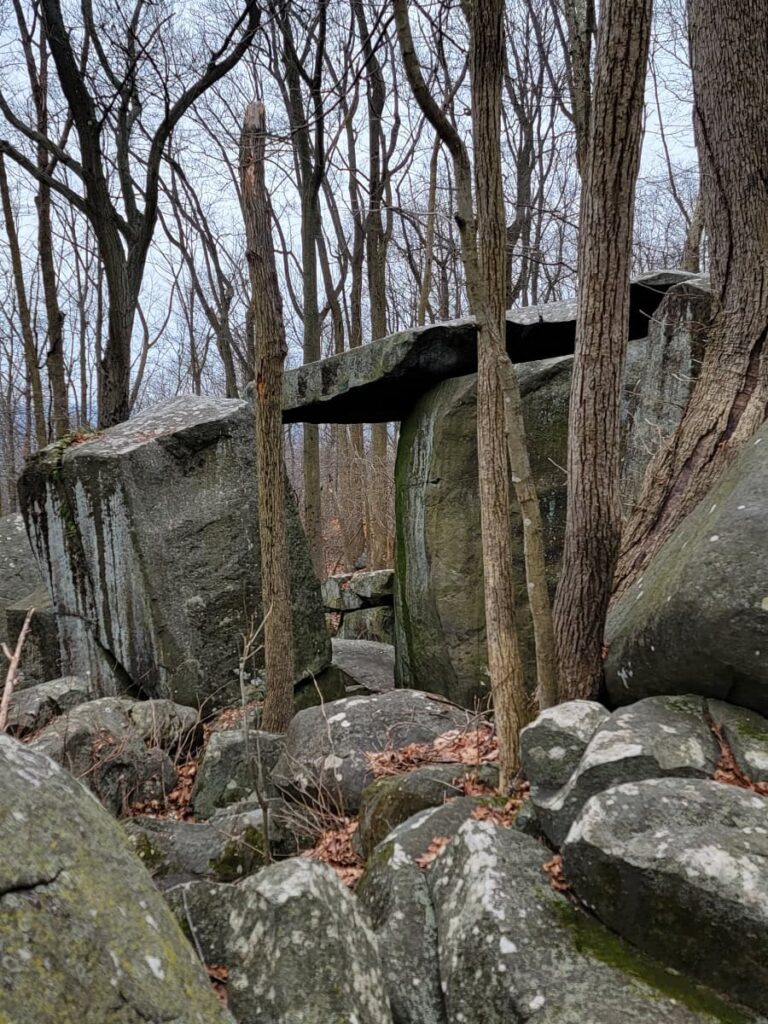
top-left (37, 181), bottom-right (69, 437)
top-left (467, 0), bottom-right (530, 784)
top-left (417, 137), bottom-right (441, 327)
top-left (616, 0), bottom-right (768, 593)
top-left (0, 154), bottom-right (47, 449)
top-left (553, 0), bottom-right (652, 699)
top-left (241, 102), bottom-right (295, 733)
top-left (680, 192), bottom-right (703, 274)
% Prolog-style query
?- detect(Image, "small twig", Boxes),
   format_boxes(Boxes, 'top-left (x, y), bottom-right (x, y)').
top-left (0, 607), bottom-right (35, 732)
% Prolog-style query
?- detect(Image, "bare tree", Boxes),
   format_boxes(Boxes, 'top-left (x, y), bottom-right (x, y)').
top-left (0, 0), bottom-right (260, 427)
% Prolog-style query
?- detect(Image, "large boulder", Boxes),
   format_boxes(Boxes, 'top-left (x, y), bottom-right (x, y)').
top-left (429, 818), bottom-right (758, 1023)
top-left (191, 729), bottom-right (285, 819)
top-left (226, 858), bottom-right (393, 1024)
top-left (272, 689), bottom-right (470, 813)
top-left (606, 420), bottom-right (768, 716)
top-left (395, 356), bottom-right (572, 706)
top-left (358, 763), bottom-right (497, 857)
top-left (330, 637), bottom-right (395, 694)
top-left (563, 778), bottom-right (768, 1014)
top-left (0, 734), bottom-right (229, 1024)
top-left (520, 699), bottom-right (610, 794)
top-left (5, 584), bottom-right (61, 687)
top-left (125, 809), bottom-right (267, 889)
top-left (339, 605), bottom-right (395, 644)
top-left (19, 396), bottom-right (330, 710)
top-left (621, 276), bottom-right (711, 508)
top-left (394, 343), bottom-right (652, 706)
top-left (28, 696), bottom-right (199, 814)
top-left (530, 695), bottom-right (719, 846)
top-left (4, 675), bottom-right (91, 737)
top-left (0, 512), bottom-right (43, 649)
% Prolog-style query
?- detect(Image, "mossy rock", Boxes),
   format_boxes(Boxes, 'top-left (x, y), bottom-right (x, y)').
top-left (0, 734), bottom-right (228, 1024)
top-left (358, 763), bottom-right (497, 857)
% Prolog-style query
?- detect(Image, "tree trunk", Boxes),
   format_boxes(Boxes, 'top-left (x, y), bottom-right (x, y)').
top-left (99, 267), bottom-right (136, 428)
top-left (241, 101), bottom-right (295, 734)
top-left (37, 181), bottom-right (69, 438)
top-left (553, 0), bottom-right (652, 699)
top-left (616, 0), bottom-right (768, 593)
top-left (467, 0), bottom-right (530, 783)
top-left (0, 154), bottom-right (47, 449)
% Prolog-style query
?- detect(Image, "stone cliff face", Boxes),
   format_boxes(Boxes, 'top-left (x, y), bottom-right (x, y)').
top-left (19, 395), bottom-right (330, 709)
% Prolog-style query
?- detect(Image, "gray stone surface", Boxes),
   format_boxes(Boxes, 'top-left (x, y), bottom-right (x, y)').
top-left (563, 778), bottom-right (768, 1015)
top-left (394, 354), bottom-right (573, 706)
top-left (283, 270), bottom-right (693, 424)
top-left (322, 569), bottom-right (394, 610)
top-left (28, 696), bottom-right (199, 814)
top-left (19, 396), bottom-right (330, 710)
top-left (4, 674), bottom-right (91, 737)
top-left (428, 819), bottom-right (760, 1023)
top-left (5, 584), bottom-right (61, 688)
top-left (339, 605), bottom-right (395, 644)
top-left (0, 512), bottom-right (42, 649)
top-left (358, 838), bottom-right (446, 1024)
top-left (0, 734), bottom-right (228, 1024)
top-left (165, 880), bottom-right (233, 966)
top-left (520, 700), bottom-right (610, 793)
top-left (708, 700), bottom-right (768, 782)
top-left (272, 689), bottom-right (470, 813)
top-left (622, 276), bottom-right (711, 508)
top-left (330, 637), bottom-right (395, 694)
top-left (606, 420), bottom-right (768, 716)
top-left (227, 859), bottom-right (393, 1024)
top-left (191, 729), bottom-right (285, 819)
top-left (358, 763), bottom-right (497, 857)
top-left (532, 695), bottom-right (719, 846)
top-left (125, 809), bottom-right (267, 889)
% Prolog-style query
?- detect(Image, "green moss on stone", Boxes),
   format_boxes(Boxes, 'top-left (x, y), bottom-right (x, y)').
top-left (550, 898), bottom-right (755, 1024)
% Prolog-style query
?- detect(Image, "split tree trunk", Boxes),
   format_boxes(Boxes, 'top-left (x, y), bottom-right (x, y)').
top-left (241, 101), bottom-right (295, 733)
top-left (553, 0), bottom-right (652, 700)
top-left (616, 0), bottom-right (768, 593)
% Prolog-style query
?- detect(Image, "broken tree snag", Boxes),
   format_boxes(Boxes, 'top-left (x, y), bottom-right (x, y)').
top-left (615, 0), bottom-right (768, 594)
top-left (240, 101), bottom-right (295, 733)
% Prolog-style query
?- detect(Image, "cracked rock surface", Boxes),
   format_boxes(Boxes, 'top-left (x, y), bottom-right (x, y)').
top-left (0, 734), bottom-right (228, 1024)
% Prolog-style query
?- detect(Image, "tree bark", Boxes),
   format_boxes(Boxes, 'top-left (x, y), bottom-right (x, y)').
top-left (0, 153), bottom-right (47, 449)
top-left (240, 101), bottom-right (295, 733)
top-left (553, 0), bottom-right (652, 699)
top-left (467, 0), bottom-right (531, 782)
top-left (616, 0), bottom-right (768, 593)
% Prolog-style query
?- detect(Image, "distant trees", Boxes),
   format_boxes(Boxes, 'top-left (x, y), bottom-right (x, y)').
top-left (0, 0), bottom-right (260, 428)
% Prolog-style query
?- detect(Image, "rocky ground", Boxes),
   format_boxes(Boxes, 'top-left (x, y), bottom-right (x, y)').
top-left (2, 652), bottom-right (768, 1023)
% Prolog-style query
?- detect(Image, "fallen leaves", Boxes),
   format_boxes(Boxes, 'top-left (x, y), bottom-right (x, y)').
top-left (366, 722), bottom-right (498, 778)
top-left (471, 795), bottom-right (524, 827)
top-left (415, 835), bottom-right (450, 869)
top-left (206, 964), bottom-right (228, 1008)
top-left (711, 720), bottom-right (768, 796)
top-left (302, 816), bottom-right (364, 888)
top-left (543, 854), bottom-right (570, 893)
top-left (127, 759), bottom-right (198, 821)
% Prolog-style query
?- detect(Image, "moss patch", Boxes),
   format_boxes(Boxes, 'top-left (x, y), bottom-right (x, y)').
top-left (550, 898), bottom-right (754, 1024)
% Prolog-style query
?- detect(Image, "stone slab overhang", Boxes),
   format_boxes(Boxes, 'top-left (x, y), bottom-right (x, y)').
top-left (282, 269), bottom-right (695, 424)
